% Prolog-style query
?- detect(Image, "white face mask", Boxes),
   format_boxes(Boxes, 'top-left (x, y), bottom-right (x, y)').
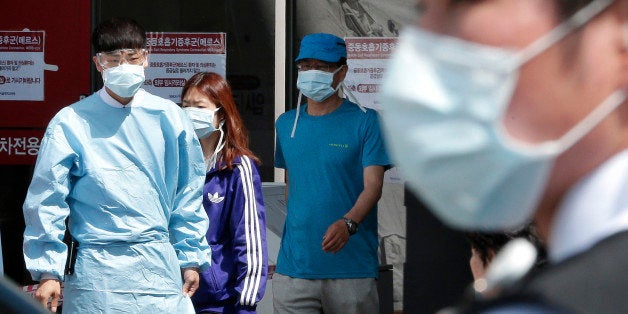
top-left (102, 64), bottom-right (145, 98)
top-left (296, 66), bottom-right (343, 102)
top-left (379, 0), bottom-right (624, 231)
top-left (183, 107), bottom-right (221, 139)
top-left (184, 106), bottom-right (225, 170)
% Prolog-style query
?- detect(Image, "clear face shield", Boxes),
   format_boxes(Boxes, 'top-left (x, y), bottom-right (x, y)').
top-left (96, 48), bottom-right (148, 69)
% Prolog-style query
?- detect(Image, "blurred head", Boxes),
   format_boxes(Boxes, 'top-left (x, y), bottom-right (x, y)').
top-left (181, 72), bottom-right (259, 169)
top-left (380, 0), bottom-right (628, 236)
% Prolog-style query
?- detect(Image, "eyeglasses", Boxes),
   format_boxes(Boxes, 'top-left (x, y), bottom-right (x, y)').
top-left (296, 63), bottom-right (340, 72)
top-left (97, 48), bottom-right (147, 68)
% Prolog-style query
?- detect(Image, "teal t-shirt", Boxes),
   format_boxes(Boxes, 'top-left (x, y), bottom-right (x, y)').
top-left (274, 99), bottom-right (390, 278)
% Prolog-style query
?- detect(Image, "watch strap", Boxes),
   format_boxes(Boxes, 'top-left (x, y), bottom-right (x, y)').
top-left (343, 217), bottom-right (358, 235)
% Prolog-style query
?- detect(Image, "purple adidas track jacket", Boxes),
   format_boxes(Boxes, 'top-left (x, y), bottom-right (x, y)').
top-left (192, 155), bottom-right (268, 314)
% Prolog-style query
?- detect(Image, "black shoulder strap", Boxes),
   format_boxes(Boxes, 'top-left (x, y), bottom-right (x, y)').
top-left (459, 231), bottom-right (628, 314)
top-left (522, 231), bottom-right (628, 314)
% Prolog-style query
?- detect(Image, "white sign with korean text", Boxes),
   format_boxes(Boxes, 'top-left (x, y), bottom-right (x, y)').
top-left (343, 37), bottom-right (397, 110)
top-left (344, 37), bottom-right (402, 183)
top-left (0, 30), bottom-right (45, 101)
top-left (144, 32), bottom-right (227, 104)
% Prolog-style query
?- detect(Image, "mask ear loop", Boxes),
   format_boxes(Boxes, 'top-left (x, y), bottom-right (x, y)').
top-left (207, 120), bottom-right (226, 171)
top-left (515, 0), bottom-right (614, 65)
top-left (207, 120), bottom-right (225, 171)
top-left (290, 92), bottom-right (304, 138)
top-left (334, 64), bottom-right (366, 112)
top-left (340, 81), bottom-right (367, 113)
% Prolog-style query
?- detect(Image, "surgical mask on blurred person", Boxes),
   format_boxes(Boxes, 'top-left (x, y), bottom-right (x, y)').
top-left (184, 107), bottom-right (221, 139)
top-left (297, 66), bottom-right (343, 102)
top-left (102, 64), bottom-right (145, 98)
top-left (379, 0), bottom-right (624, 231)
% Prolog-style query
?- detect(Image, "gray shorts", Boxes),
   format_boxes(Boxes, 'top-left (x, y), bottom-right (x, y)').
top-left (272, 273), bottom-right (379, 314)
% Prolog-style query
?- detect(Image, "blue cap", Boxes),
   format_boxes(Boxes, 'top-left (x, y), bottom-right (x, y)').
top-left (295, 33), bottom-right (347, 63)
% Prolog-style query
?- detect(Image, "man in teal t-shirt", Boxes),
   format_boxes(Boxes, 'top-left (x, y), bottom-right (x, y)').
top-left (273, 33), bottom-right (390, 314)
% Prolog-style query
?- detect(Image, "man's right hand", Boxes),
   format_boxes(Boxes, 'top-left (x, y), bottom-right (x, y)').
top-left (35, 278), bottom-right (61, 312)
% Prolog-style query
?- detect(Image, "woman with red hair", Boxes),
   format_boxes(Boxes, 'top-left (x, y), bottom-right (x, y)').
top-left (181, 72), bottom-right (267, 314)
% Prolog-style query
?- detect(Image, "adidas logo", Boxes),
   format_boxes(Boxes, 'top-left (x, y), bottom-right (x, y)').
top-left (208, 192), bottom-right (224, 203)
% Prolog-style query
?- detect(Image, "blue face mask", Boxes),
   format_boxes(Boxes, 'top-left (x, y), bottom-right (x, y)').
top-left (379, 0), bottom-right (622, 231)
top-left (102, 64), bottom-right (145, 98)
top-left (296, 66), bottom-right (343, 102)
top-left (183, 107), bottom-right (221, 139)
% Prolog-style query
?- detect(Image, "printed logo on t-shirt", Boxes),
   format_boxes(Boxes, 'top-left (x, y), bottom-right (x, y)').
top-left (207, 192), bottom-right (224, 203)
top-left (328, 143), bottom-right (349, 149)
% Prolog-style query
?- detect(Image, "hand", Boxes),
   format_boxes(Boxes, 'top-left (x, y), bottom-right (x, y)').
top-left (182, 267), bottom-right (200, 297)
top-left (322, 219), bottom-right (350, 253)
top-left (35, 278), bottom-right (61, 312)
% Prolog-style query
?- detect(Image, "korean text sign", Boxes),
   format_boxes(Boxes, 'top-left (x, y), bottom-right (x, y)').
top-left (0, 30), bottom-right (45, 101)
top-left (343, 37), bottom-right (397, 110)
top-left (144, 32), bottom-right (227, 103)
top-left (344, 37), bottom-right (402, 183)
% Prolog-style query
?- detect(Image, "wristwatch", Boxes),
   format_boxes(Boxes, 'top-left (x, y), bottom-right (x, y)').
top-left (343, 217), bottom-right (358, 235)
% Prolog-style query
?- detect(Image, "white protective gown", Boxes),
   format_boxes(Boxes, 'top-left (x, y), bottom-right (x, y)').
top-left (23, 88), bottom-right (211, 313)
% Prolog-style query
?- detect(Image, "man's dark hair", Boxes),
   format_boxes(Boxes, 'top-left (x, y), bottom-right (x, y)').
top-left (466, 225), bottom-right (547, 267)
top-left (466, 232), bottom-right (513, 266)
top-left (92, 17), bottom-right (147, 53)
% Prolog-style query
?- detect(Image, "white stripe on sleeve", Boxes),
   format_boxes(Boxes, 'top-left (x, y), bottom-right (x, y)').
top-left (238, 156), bottom-right (264, 306)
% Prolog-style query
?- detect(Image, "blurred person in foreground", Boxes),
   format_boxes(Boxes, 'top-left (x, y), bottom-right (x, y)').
top-left (22, 17), bottom-right (211, 313)
top-left (380, 0), bottom-right (628, 312)
top-left (181, 72), bottom-right (267, 313)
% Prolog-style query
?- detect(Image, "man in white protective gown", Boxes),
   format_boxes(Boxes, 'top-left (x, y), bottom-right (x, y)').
top-left (22, 17), bottom-right (211, 313)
